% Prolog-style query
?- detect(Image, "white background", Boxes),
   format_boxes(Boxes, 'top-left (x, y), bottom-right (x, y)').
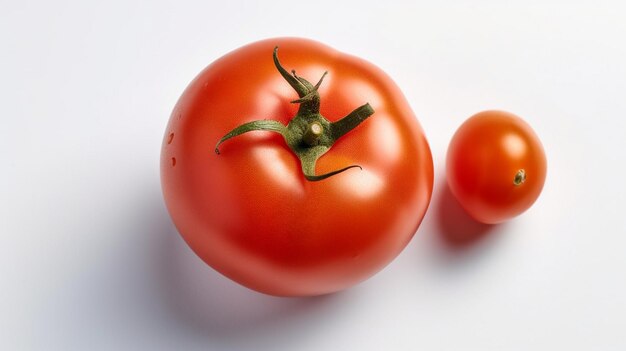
top-left (2, 1), bottom-right (625, 350)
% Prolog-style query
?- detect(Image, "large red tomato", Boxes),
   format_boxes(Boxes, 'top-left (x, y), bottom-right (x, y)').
top-left (161, 38), bottom-right (433, 296)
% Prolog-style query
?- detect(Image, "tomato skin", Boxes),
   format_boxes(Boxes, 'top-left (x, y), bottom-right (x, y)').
top-left (446, 110), bottom-right (547, 224)
top-left (160, 38), bottom-right (433, 296)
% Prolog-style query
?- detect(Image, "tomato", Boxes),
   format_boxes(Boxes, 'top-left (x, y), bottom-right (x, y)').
top-left (160, 38), bottom-right (433, 296)
top-left (446, 110), bottom-right (547, 224)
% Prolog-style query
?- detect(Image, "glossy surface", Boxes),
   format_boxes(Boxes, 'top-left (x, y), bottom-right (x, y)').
top-left (161, 38), bottom-right (433, 296)
top-left (446, 110), bottom-right (547, 224)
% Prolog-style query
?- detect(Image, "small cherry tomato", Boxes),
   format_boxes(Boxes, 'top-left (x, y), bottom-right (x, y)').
top-left (446, 110), bottom-right (547, 224)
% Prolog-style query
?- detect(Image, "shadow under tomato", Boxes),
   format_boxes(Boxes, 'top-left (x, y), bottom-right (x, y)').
top-left (158, 228), bottom-right (340, 337)
top-left (152, 199), bottom-right (344, 341)
top-left (436, 180), bottom-right (497, 249)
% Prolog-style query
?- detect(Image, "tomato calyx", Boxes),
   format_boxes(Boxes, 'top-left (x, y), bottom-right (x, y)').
top-left (513, 169), bottom-right (527, 186)
top-left (214, 46), bottom-right (375, 181)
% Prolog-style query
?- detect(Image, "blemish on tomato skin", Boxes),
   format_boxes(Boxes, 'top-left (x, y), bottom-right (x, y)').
top-left (167, 132), bottom-right (175, 144)
top-left (171, 157), bottom-right (176, 167)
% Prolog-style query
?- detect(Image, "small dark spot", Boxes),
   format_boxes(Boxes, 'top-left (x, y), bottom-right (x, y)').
top-left (171, 157), bottom-right (176, 167)
top-left (167, 132), bottom-right (174, 144)
top-left (514, 169), bottom-right (526, 186)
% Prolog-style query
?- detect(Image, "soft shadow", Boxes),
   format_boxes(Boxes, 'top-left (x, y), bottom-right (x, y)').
top-left (151, 197), bottom-right (341, 339)
top-left (417, 175), bottom-right (511, 275)
top-left (436, 180), bottom-right (497, 250)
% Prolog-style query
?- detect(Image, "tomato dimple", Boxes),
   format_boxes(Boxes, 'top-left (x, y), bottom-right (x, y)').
top-left (365, 115), bottom-right (403, 165)
top-left (250, 145), bottom-right (304, 194)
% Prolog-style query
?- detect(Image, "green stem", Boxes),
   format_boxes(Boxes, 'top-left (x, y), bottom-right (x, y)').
top-left (272, 47), bottom-right (308, 98)
top-left (331, 103), bottom-right (375, 141)
top-left (304, 165), bottom-right (362, 181)
top-left (302, 122), bottom-right (324, 146)
top-left (214, 47), bottom-right (375, 181)
top-left (215, 120), bottom-right (286, 154)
